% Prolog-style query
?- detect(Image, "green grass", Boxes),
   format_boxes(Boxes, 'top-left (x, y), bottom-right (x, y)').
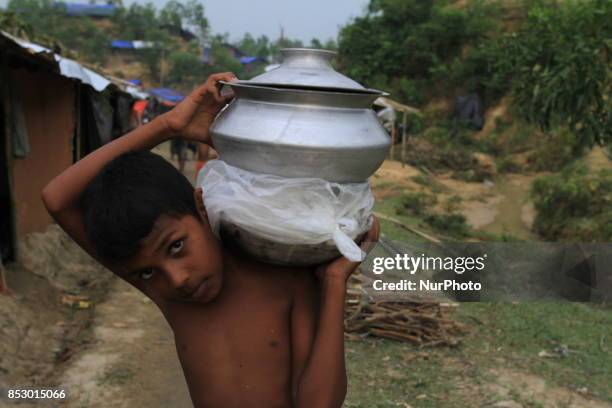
top-left (345, 302), bottom-right (612, 407)
top-left (458, 302), bottom-right (612, 401)
top-left (345, 339), bottom-right (469, 407)
top-left (411, 174), bottom-right (449, 194)
top-left (356, 193), bottom-right (612, 406)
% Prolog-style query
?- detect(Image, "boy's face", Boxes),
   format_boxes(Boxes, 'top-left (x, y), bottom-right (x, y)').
top-left (118, 213), bottom-right (224, 304)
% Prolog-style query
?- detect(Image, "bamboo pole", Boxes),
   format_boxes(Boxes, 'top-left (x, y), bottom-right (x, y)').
top-left (401, 112), bottom-right (407, 167)
top-left (0, 258), bottom-right (7, 294)
top-left (373, 211), bottom-right (441, 243)
top-left (390, 120), bottom-right (396, 160)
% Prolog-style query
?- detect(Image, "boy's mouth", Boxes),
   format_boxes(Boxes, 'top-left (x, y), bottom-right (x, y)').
top-left (187, 278), bottom-right (209, 300)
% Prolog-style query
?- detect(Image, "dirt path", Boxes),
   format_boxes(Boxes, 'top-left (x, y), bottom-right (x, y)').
top-left (472, 174), bottom-right (537, 240)
top-left (485, 367), bottom-right (612, 408)
top-left (57, 278), bottom-right (192, 408)
top-left (372, 160), bottom-right (538, 240)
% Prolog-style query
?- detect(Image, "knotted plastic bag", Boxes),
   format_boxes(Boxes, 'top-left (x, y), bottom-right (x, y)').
top-left (197, 160), bottom-right (374, 262)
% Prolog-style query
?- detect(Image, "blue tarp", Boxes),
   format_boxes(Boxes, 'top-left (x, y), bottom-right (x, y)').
top-left (127, 79), bottom-right (142, 86)
top-left (110, 40), bottom-right (134, 49)
top-left (56, 3), bottom-right (118, 17)
top-left (148, 88), bottom-right (185, 103)
top-left (240, 56), bottom-right (265, 65)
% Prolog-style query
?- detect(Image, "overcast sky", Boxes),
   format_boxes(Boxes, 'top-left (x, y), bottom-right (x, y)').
top-left (0, 0), bottom-right (370, 43)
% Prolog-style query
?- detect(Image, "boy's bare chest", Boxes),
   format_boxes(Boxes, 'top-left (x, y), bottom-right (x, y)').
top-left (174, 285), bottom-right (292, 355)
top-left (166, 276), bottom-right (295, 406)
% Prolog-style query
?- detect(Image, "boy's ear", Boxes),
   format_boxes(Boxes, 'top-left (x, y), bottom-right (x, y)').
top-left (193, 188), bottom-right (209, 222)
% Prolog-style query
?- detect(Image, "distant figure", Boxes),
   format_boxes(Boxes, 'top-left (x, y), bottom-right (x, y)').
top-left (453, 93), bottom-right (484, 133)
top-left (187, 141), bottom-right (198, 160)
top-left (131, 99), bottom-right (149, 127)
top-left (170, 138), bottom-right (188, 173)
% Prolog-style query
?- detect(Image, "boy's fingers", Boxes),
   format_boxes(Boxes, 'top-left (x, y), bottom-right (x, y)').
top-left (371, 216), bottom-right (380, 241)
top-left (328, 256), bottom-right (360, 276)
top-left (359, 216), bottom-right (380, 254)
top-left (209, 85), bottom-right (222, 102)
top-left (208, 72), bottom-right (238, 83)
top-left (194, 188), bottom-right (205, 210)
top-left (191, 72), bottom-right (237, 102)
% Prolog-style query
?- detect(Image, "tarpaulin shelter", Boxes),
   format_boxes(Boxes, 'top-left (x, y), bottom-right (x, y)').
top-left (54, 2), bottom-right (118, 18)
top-left (240, 56), bottom-right (266, 65)
top-left (110, 40), bottom-right (156, 50)
top-left (373, 96), bottom-right (421, 165)
top-left (0, 30), bottom-right (134, 266)
top-left (148, 87), bottom-right (185, 106)
top-left (110, 40), bottom-right (134, 50)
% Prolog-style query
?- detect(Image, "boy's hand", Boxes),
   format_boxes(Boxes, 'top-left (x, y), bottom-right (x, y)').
top-left (315, 216), bottom-right (380, 284)
top-left (162, 72), bottom-right (237, 143)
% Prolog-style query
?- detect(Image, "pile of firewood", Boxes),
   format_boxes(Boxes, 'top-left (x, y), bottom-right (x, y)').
top-left (344, 273), bottom-right (468, 347)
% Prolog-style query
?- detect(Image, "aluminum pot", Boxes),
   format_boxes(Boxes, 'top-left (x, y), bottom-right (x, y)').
top-left (245, 48), bottom-right (369, 92)
top-left (210, 48), bottom-right (391, 183)
top-left (220, 221), bottom-right (367, 266)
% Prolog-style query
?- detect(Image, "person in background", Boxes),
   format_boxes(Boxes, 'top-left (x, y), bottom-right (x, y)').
top-left (131, 99), bottom-right (149, 128)
top-left (171, 137), bottom-right (188, 173)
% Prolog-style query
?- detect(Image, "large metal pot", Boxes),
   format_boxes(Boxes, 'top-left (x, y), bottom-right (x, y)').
top-left (210, 48), bottom-right (390, 183)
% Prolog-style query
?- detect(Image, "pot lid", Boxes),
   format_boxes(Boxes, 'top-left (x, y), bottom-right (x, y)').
top-left (244, 48), bottom-right (376, 93)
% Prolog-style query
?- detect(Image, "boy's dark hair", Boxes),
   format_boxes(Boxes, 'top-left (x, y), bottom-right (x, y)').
top-left (81, 150), bottom-right (198, 261)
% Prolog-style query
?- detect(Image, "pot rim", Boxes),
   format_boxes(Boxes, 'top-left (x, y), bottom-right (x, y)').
top-left (221, 80), bottom-right (389, 97)
top-left (220, 81), bottom-right (388, 109)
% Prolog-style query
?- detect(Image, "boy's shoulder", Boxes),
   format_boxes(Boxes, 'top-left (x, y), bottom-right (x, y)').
top-left (222, 250), bottom-right (317, 293)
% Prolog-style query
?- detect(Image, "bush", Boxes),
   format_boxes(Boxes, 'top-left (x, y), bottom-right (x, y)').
top-left (527, 129), bottom-right (581, 172)
top-left (396, 192), bottom-right (437, 216)
top-left (531, 164), bottom-right (612, 240)
top-left (395, 191), bottom-right (471, 237)
top-left (496, 157), bottom-right (522, 173)
top-left (337, 0), bottom-right (498, 102)
top-left (424, 213), bottom-right (470, 237)
top-left (484, 0), bottom-right (611, 149)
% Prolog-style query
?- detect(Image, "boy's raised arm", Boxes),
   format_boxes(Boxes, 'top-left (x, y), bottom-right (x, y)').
top-left (41, 72), bottom-right (236, 261)
top-left (292, 218), bottom-right (380, 408)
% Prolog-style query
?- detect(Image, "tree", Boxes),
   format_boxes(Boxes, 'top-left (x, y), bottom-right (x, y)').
top-left (237, 33), bottom-right (271, 59)
top-left (492, 1), bottom-right (612, 149)
top-left (159, 0), bottom-right (184, 32)
top-left (166, 47), bottom-right (205, 90)
top-left (114, 3), bottom-right (158, 40)
top-left (181, 0), bottom-right (208, 39)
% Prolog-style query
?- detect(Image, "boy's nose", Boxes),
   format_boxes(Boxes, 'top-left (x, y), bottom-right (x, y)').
top-left (165, 267), bottom-right (190, 292)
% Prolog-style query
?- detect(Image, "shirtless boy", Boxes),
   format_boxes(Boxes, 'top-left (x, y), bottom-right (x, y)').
top-left (42, 73), bottom-right (380, 408)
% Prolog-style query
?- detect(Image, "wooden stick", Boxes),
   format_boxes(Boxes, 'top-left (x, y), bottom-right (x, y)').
top-left (0, 258), bottom-right (8, 295)
top-left (402, 112), bottom-right (407, 167)
top-left (374, 212), bottom-right (441, 243)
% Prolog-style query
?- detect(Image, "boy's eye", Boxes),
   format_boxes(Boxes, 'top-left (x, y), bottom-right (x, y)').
top-left (140, 268), bottom-right (154, 280)
top-left (169, 239), bottom-right (184, 255)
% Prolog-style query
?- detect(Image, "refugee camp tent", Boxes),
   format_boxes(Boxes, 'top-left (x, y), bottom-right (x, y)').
top-left (0, 31), bottom-right (135, 265)
top-left (373, 96), bottom-right (421, 165)
top-left (148, 88), bottom-right (185, 105)
top-left (110, 40), bottom-right (157, 50)
top-left (55, 2), bottom-right (119, 18)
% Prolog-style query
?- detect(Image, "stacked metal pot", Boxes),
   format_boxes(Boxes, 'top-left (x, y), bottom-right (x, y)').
top-left (207, 48), bottom-right (391, 265)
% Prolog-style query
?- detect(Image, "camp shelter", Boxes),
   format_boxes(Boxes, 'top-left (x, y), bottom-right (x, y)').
top-left (0, 31), bottom-right (135, 265)
top-left (148, 87), bottom-right (185, 106)
top-left (373, 96), bottom-right (421, 164)
top-left (58, 2), bottom-right (119, 18)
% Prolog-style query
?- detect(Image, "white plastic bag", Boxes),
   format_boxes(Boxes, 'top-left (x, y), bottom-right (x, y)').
top-left (197, 160), bottom-right (374, 262)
